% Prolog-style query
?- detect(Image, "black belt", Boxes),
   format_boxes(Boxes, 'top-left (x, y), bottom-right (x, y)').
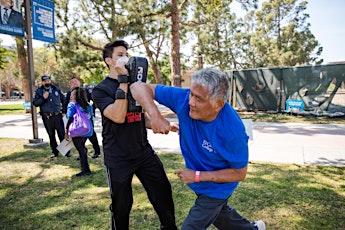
top-left (43, 111), bottom-right (61, 118)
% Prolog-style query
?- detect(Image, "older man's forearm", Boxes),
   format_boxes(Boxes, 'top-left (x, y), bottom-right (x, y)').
top-left (130, 82), bottom-right (170, 134)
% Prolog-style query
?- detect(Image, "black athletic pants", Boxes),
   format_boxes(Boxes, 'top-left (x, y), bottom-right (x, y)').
top-left (88, 127), bottom-right (100, 155)
top-left (106, 153), bottom-right (177, 230)
top-left (42, 113), bottom-right (65, 155)
top-left (72, 136), bottom-right (90, 172)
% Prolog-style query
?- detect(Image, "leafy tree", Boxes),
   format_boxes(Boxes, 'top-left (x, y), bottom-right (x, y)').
top-left (33, 48), bottom-right (57, 78)
top-left (148, 54), bottom-right (172, 85)
top-left (0, 40), bottom-right (8, 70)
top-left (0, 47), bottom-right (21, 98)
top-left (189, 1), bottom-right (239, 71)
top-left (49, 0), bottom-right (323, 88)
top-left (54, 0), bottom-right (208, 86)
top-left (52, 33), bottom-right (105, 87)
top-left (248, 0), bottom-right (322, 67)
top-left (13, 36), bottom-right (32, 102)
top-left (181, 0), bottom-right (258, 71)
top-left (53, 0), bottom-right (173, 85)
top-left (52, 0), bottom-right (109, 85)
top-left (112, 0), bottom-right (172, 84)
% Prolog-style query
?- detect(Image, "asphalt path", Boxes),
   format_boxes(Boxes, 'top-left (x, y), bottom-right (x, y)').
top-left (0, 101), bottom-right (344, 167)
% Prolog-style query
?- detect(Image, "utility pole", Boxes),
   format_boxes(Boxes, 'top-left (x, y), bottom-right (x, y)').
top-left (24, 0), bottom-right (47, 148)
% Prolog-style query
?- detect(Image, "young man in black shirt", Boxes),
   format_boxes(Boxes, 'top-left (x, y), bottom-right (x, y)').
top-left (92, 40), bottom-right (177, 230)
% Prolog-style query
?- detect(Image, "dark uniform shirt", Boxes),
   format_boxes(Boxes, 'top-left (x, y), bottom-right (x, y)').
top-left (33, 84), bottom-right (66, 114)
top-left (92, 77), bottom-right (153, 168)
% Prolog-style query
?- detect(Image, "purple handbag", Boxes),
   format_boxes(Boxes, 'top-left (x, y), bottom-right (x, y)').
top-left (68, 105), bottom-right (91, 138)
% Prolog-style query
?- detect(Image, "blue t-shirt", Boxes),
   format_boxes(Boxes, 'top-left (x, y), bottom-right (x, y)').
top-left (155, 85), bottom-right (249, 199)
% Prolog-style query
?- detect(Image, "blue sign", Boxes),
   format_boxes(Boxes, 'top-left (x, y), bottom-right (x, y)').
top-left (23, 102), bottom-right (31, 110)
top-left (31, 0), bottom-right (55, 43)
top-left (0, 0), bottom-right (24, 36)
top-left (286, 99), bottom-right (305, 112)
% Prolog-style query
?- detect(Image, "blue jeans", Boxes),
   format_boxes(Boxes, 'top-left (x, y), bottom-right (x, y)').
top-left (181, 194), bottom-right (255, 230)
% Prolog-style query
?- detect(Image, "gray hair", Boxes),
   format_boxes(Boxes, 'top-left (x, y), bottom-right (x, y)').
top-left (190, 68), bottom-right (229, 103)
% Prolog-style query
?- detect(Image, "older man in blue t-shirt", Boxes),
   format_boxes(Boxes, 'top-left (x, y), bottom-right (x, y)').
top-left (129, 68), bottom-right (266, 230)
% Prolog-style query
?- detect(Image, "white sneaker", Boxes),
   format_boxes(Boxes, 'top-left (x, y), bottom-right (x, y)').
top-left (253, 220), bottom-right (266, 230)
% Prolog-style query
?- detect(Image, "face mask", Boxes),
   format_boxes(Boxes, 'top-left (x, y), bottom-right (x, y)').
top-left (44, 83), bottom-right (51, 88)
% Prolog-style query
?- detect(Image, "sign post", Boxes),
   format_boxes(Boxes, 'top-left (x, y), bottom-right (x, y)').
top-left (23, 0), bottom-right (47, 147)
top-left (23, 0), bottom-right (56, 148)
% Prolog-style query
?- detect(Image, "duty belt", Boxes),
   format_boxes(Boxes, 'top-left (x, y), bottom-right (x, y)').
top-left (43, 111), bottom-right (61, 118)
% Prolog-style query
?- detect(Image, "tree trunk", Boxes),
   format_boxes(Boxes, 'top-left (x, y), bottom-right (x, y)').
top-left (143, 41), bottom-right (163, 84)
top-left (170, 0), bottom-right (181, 87)
top-left (15, 37), bottom-right (31, 102)
top-left (151, 61), bottom-right (163, 84)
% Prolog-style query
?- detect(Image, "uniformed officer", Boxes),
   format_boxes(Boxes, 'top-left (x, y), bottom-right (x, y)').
top-left (33, 75), bottom-right (69, 158)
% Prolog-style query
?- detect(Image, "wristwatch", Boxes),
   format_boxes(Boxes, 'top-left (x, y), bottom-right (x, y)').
top-left (118, 74), bottom-right (129, 83)
top-left (115, 88), bottom-right (127, 99)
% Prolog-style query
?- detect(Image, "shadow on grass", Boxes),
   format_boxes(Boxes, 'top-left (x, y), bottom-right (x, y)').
top-left (233, 163), bottom-right (345, 229)
top-left (0, 139), bottom-right (344, 229)
top-left (0, 141), bottom-right (110, 230)
top-left (240, 112), bottom-right (345, 125)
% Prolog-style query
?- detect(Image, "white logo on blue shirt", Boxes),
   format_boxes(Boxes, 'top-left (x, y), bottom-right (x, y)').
top-left (202, 140), bottom-right (214, 153)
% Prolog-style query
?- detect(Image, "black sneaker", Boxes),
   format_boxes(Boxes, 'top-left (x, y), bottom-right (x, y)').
top-left (65, 152), bottom-right (71, 157)
top-left (92, 153), bottom-right (100, 159)
top-left (75, 171), bottom-right (91, 177)
top-left (50, 154), bottom-right (58, 158)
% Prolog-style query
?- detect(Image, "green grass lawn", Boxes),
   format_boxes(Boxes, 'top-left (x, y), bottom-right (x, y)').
top-left (0, 104), bottom-right (27, 115)
top-left (0, 139), bottom-right (344, 230)
top-left (238, 111), bottom-right (345, 124)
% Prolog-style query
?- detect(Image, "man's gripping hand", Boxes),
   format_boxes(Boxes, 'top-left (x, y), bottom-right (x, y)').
top-left (170, 122), bottom-right (179, 132)
top-left (149, 113), bottom-right (171, 134)
top-left (115, 57), bottom-right (129, 75)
